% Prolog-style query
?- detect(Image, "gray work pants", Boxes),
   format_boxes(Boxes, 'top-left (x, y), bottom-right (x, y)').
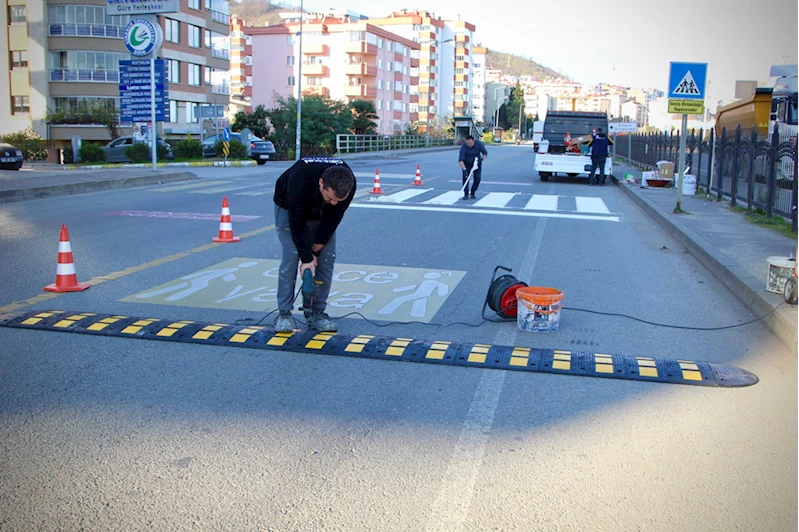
top-left (274, 205), bottom-right (337, 313)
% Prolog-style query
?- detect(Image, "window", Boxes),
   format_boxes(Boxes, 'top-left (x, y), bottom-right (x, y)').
top-left (11, 96), bottom-right (29, 114)
top-left (378, 38), bottom-right (383, 49)
top-left (165, 18), bottom-right (179, 43)
top-left (8, 5), bottom-right (26, 24)
top-left (168, 59), bottom-right (179, 83)
top-left (286, 34), bottom-right (295, 45)
top-left (377, 79), bottom-right (382, 90)
top-left (167, 100), bottom-right (177, 122)
top-left (50, 51), bottom-right (127, 71)
top-left (187, 102), bottom-right (198, 123)
top-left (10, 51), bottom-right (28, 68)
top-left (287, 76), bottom-right (295, 86)
top-left (287, 56), bottom-right (295, 66)
top-left (386, 41), bottom-right (392, 52)
top-left (188, 25), bottom-right (201, 48)
top-left (188, 64), bottom-right (200, 86)
top-left (378, 59), bottom-right (383, 70)
top-left (188, 0), bottom-right (201, 9)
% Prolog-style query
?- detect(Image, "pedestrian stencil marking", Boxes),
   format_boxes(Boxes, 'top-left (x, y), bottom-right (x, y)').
top-left (122, 258), bottom-right (466, 323)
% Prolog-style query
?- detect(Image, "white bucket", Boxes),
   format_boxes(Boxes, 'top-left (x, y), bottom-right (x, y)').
top-left (682, 174), bottom-right (697, 196)
top-left (766, 256), bottom-right (796, 294)
top-left (537, 139), bottom-right (549, 154)
top-left (516, 287), bottom-right (564, 333)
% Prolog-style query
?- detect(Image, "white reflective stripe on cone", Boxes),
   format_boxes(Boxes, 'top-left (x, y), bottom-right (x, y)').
top-left (58, 241), bottom-right (73, 253)
top-left (221, 208), bottom-right (231, 215)
top-left (57, 263), bottom-right (76, 275)
top-left (219, 222), bottom-right (233, 231)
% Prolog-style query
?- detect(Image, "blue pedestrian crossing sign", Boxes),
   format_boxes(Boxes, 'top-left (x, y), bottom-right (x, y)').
top-left (668, 62), bottom-right (707, 100)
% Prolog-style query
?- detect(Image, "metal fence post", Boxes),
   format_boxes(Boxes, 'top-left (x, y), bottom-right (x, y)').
top-left (746, 126), bottom-right (757, 213)
top-left (696, 128), bottom-right (704, 190)
top-left (766, 127), bottom-right (779, 219)
top-left (730, 125), bottom-right (741, 207)
top-left (706, 128), bottom-right (715, 193)
top-left (718, 127), bottom-right (726, 202)
top-left (792, 139), bottom-right (798, 233)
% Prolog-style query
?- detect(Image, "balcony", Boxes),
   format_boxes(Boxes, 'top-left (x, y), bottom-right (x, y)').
top-left (454, 100), bottom-right (468, 109)
top-left (303, 63), bottom-right (329, 76)
top-left (304, 86), bottom-right (330, 97)
top-left (344, 63), bottom-right (377, 77)
top-left (212, 84), bottom-right (230, 95)
top-left (454, 74), bottom-right (469, 82)
top-left (209, 9), bottom-right (230, 24)
top-left (455, 47), bottom-right (470, 56)
top-left (50, 69), bottom-right (119, 83)
top-left (303, 43), bottom-right (329, 55)
top-left (393, 71), bottom-right (403, 82)
top-left (211, 48), bottom-right (230, 60)
top-left (49, 23), bottom-right (123, 39)
top-left (394, 111), bottom-right (403, 120)
top-left (410, 112), bottom-right (419, 121)
top-left (344, 41), bottom-right (377, 55)
top-left (409, 94), bottom-right (419, 103)
top-left (410, 76), bottom-right (419, 85)
top-left (344, 84), bottom-right (377, 98)
top-left (455, 34), bottom-right (470, 43)
top-left (410, 58), bottom-right (419, 68)
top-left (394, 52), bottom-right (404, 63)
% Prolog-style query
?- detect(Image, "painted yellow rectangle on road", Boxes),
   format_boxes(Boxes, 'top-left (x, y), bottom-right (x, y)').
top-left (122, 258), bottom-right (466, 324)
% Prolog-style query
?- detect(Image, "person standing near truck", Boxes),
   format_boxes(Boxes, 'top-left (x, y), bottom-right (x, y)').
top-left (458, 135), bottom-right (488, 200)
top-left (587, 127), bottom-right (611, 186)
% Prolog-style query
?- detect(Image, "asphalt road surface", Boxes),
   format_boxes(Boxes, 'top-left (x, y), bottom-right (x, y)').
top-left (0, 145), bottom-right (795, 531)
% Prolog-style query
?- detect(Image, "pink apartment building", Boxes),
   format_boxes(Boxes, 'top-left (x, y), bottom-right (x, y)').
top-left (243, 14), bottom-right (420, 135)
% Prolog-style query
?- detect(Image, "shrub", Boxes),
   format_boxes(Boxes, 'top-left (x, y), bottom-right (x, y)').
top-left (175, 136), bottom-right (203, 159)
top-left (481, 131), bottom-right (494, 144)
top-left (214, 139), bottom-right (247, 159)
top-left (157, 143), bottom-right (169, 160)
top-left (0, 127), bottom-right (48, 160)
top-left (78, 142), bottom-right (105, 163)
top-left (124, 142), bottom-right (151, 163)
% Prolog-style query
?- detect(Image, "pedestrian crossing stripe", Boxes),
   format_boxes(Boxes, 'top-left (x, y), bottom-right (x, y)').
top-left (672, 70), bottom-right (701, 95)
top-left (351, 202), bottom-right (620, 222)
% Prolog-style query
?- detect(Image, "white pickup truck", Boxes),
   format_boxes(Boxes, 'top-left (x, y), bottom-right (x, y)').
top-left (534, 111), bottom-right (612, 182)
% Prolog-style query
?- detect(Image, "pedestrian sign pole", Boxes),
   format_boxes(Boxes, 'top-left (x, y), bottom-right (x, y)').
top-left (668, 62), bottom-right (707, 212)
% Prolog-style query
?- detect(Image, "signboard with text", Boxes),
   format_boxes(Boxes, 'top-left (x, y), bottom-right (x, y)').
top-left (107, 0), bottom-right (178, 15)
top-left (118, 59), bottom-right (169, 123)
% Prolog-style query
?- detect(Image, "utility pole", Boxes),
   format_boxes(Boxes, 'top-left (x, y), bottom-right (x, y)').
top-left (294, 0), bottom-right (303, 161)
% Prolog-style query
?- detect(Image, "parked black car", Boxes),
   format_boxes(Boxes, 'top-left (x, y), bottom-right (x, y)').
top-left (103, 136), bottom-right (174, 163)
top-left (0, 143), bottom-right (24, 170)
top-left (202, 133), bottom-right (276, 164)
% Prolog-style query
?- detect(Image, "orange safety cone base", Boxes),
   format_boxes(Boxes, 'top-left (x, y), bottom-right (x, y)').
top-left (212, 235), bottom-right (241, 243)
top-left (44, 281), bottom-right (90, 293)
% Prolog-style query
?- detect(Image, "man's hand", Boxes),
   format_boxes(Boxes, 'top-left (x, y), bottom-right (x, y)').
top-left (299, 258), bottom-right (317, 278)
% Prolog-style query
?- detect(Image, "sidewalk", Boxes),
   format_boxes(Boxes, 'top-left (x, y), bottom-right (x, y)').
top-left (0, 165), bottom-right (196, 203)
top-left (611, 159), bottom-right (797, 354)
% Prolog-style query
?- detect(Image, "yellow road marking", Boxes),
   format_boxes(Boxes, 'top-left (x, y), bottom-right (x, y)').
top-left (0, 225), bottom-right (276, 315)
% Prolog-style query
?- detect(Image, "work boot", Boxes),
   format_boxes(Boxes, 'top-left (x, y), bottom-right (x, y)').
top-left (308, 311), bottom-right (338, 332)
top-left (470, 193), bottom-right (477, 199)
top-left (275, 311), bottom-right (294, 332)
top-left (461, 194), bottom-right (469, 200)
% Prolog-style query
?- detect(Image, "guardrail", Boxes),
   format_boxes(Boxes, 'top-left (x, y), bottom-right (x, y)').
top-left (50, 69), bottom-right (119, 83)
top-left (49, 23), bottom-right (123, 38)
top-left (336, 134), bottom-right (455, 153)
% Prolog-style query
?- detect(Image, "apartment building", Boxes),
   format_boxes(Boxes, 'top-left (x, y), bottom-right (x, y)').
top-left (229, 14), bottom-right (250, 100)
top-left (471, 45), bottom-right (487, 124)
top-left (244, 13), bottom-right (420, 135)
top-left (368, 10), bottom-right (478, 131)
top-left (1, 0), bottom-right (231, 142)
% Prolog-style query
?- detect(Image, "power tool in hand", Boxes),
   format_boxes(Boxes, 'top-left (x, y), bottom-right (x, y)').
top-left (301, 269), bottom-right (315, 320)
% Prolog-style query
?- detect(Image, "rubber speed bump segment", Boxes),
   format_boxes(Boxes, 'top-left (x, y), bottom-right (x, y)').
top-left (0, 310), bottom-right (759, 387)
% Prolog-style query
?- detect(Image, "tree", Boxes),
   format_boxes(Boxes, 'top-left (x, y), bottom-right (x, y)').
top-left (46, 101), bottom-right (121, 139)
top-left (265, 93), bottom-right (353, 157)
top-left (349, 99), bottom-right (378, 134)
top-left (503, 81), bottom-right (526, 132)
top-left (231, 104), bottom-right (274, 139)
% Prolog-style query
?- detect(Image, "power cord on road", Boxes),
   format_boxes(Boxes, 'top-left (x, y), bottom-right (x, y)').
top-left (236, 292), bottom-right (787, 332)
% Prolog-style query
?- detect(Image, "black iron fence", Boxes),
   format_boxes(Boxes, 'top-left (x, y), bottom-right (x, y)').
top-left (614, 127), bottom-right (798, 231)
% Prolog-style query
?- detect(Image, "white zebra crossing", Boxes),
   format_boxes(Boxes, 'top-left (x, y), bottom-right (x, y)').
top-left (524, 194), bottom-right (559, 211)
top-left (574, 197), bottom-right (611, 214)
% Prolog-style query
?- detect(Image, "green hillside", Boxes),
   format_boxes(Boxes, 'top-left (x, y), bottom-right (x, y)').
top-left (486, 50), bottom-right (565, 81)
top-left (231, 0), bottom-right (294, 27)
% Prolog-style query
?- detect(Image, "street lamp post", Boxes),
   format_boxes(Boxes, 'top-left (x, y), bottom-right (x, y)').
top-left (425, 37), bottom-right (453, 148)
top-left (294, 0), bottom-right (303, 161)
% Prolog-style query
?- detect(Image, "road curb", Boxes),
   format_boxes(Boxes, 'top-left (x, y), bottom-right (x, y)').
top-left (611, 173), bottom-right (798, 355)
top-left (64, 160), bottom-right (256, 170)
top-left (0, 171), bottom-right (197, 203)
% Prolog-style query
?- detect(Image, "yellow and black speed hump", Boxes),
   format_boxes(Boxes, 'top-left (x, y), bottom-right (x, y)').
top-left (0, 310), bottom-right (759, 387)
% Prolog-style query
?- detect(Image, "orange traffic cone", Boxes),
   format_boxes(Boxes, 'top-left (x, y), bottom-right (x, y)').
top-left (412, 164), bottom-right (423, 186)
top-left (212, 196), bottom-right (240, 242)
top-left (371, 168), bottom-right (384, 194)
top-left (44, 224), bottom-right (90, 292)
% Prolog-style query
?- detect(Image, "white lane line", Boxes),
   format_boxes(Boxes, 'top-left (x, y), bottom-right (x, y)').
top-left (234, 188), bottom-right (274, 196)
top-left (351, 202), bottom-right (620, 222)
top-left (472, 192), bottom-right (518, 208)
top-left (447, 180), bottom-right (533, 186)
top-left (355, 172), bottom-right (424, 180)
top-left (369, 188), bottom-right (433, 203)
top-left (422, 191), bottom-right (466, 205)
top-left (425, 218), bottom-right (547, 532)
top-left (524, 194), bottom-right (559, 211)
top-left (575, 196), bottom-right (611, 214)
top-left (191, 184), bottom-right (261, 194)
top-left (150, 180), bottom-right (228, 191)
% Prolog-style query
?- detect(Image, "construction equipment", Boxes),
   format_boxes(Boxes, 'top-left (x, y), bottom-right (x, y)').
top-left (301, 269), bottom-right (315, 321)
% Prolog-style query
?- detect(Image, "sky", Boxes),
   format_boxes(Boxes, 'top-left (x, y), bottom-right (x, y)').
top-left (289, 0), bottom-right (798, 105)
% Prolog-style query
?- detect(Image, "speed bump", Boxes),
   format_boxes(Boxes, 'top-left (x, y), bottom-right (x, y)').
top-left (0, 310), bottom-right (759, 387)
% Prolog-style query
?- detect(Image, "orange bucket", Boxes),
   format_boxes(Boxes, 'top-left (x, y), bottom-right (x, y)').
top-left (516, 286), bottom-right (564, 332)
